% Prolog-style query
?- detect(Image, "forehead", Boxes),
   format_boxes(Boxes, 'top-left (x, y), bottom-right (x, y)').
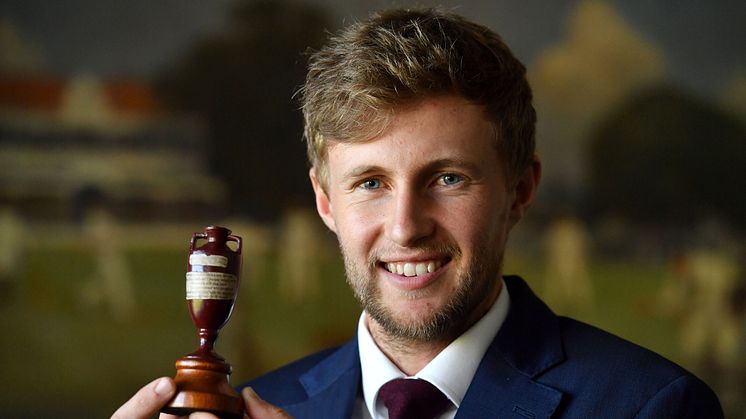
top-left (326, 95), bottom-right (499, 177)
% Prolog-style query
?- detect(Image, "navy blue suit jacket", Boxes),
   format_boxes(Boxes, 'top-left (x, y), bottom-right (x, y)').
top-left (239, 276), bottom-right (723, 418)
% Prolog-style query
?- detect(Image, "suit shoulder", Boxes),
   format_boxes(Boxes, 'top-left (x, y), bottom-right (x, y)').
top-left (546, 317), bottom-right (722, 416)
top-left (557, 316), bottom-right (687, 378)
top-left (235, 344), bottom-right (347, 404)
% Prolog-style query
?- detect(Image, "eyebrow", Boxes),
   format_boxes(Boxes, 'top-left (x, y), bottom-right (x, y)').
top-left (422, 158), bottom-right (482, 175)
top-left (341, 165), bottom-right (384, 181)
top-left (340, 158), bottom-right (483, 181)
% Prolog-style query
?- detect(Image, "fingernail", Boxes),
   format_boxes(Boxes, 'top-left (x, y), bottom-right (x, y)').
top-left (242, 387), bottom-right (259, 399)
top-left (154, 377), bottom-right (173, 395)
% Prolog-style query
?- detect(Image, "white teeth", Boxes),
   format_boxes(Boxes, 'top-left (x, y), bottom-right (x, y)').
top-left (385, 260), bottom-right (443, 277)
top-left (403, 263), bottom-right (416, 277)
top-left (415, 263), bottom-right (427, 276)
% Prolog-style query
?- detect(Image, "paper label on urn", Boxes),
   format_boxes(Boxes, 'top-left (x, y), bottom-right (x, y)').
top-left (189, 254), bottom-right (229, 268)
top-left (186, 272), bottom-right (238, 300)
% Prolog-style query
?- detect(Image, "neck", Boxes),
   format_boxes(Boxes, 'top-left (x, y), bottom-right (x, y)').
top-left (366, 315), bottom-right (448, 375)
top-left (366, 280), bottom-right (502, 376)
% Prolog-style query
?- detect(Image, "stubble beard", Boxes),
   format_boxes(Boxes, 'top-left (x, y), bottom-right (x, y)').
top-left (342, 241), bottom-right (503, 345)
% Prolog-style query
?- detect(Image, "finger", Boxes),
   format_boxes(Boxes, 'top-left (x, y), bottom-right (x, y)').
top-left (242, 387), bottom-right (293, 419)
top-left (112, 377), bottom-right (176, 419)
top-left (188, 413), bottom-right (219, 419)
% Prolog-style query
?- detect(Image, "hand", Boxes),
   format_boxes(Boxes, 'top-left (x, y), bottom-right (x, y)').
top-left (111, 377), bottom-right (176, 419)
top-left (241, 387), bottom-right (293, 419)
top-left (156, 387), bottom-right (291, 419)
top-left (112, 377), bottom-right (291, 419)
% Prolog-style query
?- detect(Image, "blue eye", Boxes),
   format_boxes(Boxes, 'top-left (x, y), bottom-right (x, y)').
top-left (360, 179), bottom-right (381, 189)
top-left (440, 174), bottom-right (462, 185)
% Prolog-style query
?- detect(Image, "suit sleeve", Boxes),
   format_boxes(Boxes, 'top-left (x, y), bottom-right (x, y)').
top-left (634, 374), bottom-right (723, 419)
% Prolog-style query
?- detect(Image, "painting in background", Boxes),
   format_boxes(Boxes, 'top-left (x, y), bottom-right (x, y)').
top-left (0, 0), bottom-right (744, 417)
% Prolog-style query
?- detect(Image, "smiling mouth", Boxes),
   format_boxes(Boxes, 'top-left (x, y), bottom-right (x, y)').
top-left (382, 259), bottom-right (448, 277)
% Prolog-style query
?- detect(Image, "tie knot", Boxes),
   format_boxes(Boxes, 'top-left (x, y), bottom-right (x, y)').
top-left (378, 378), bottom-right (451, 419)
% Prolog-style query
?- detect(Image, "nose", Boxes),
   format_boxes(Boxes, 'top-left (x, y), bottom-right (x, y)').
top-left (386, 187), bottom-right (435, 247)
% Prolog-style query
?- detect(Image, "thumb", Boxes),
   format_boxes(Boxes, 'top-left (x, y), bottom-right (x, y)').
top-left (112, 377), bottom-right (176, 419)
top-left (242, 387), bottom-right (293, 419)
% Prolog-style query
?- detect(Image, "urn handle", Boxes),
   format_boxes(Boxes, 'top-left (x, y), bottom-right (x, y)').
top-left (189, 232), bottom-right (208, 253)
top-left (227, 234), bottom-right (242, 255)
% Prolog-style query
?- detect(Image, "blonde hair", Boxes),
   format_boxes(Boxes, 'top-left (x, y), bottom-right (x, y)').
top-left (300, 8), bottom-right (536, 187)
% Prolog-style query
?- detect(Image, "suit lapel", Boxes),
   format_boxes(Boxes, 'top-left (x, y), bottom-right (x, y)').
top-left (284, 339), bottom-right (361, 419)
top-left (456, 353), bottom-right (563, 419)
top-left (457, 276), bottom-right (566, 418)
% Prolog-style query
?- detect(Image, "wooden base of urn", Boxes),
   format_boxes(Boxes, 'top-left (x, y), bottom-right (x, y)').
top-left (161, 356), bottom-right (244, 419)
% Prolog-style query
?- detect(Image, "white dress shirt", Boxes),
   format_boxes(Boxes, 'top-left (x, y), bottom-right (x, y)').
top-left (352, 278), bottom-right (511, 419)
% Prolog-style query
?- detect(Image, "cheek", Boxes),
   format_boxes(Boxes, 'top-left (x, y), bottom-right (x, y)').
top-left (451, 201), bottom-right (510, 249)
top-left (335, 207), bottom-right (380, 254)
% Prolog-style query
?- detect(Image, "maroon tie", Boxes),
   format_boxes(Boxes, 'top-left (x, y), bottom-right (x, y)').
top-left (378, 378), bottom-right (451, 419)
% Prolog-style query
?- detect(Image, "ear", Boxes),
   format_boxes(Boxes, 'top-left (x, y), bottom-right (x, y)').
top-left (309, 167), bottom-right (337, 233)
top-left (508, 155), bottom-right (541, 228)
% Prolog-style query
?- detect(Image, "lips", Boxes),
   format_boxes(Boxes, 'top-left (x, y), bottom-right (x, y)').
top-left (379, 257), bottom-right (449, 291)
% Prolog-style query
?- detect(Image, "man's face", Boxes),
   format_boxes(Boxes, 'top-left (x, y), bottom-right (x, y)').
top-left (311, 95), bottom-right (538, 343)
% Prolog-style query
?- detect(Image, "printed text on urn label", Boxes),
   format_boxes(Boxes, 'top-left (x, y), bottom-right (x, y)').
top-left (186, 272), bottom-right (237, 300)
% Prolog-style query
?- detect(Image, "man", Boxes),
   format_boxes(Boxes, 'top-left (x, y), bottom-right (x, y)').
top-left (115, 8), bottom-right (723, 419)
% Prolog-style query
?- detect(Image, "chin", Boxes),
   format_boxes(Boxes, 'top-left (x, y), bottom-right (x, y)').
top-left (391, 303), bottom-right (441, 325)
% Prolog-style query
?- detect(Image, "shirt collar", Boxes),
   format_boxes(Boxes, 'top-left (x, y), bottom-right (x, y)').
top-left (357, 278), bottom-right (511, 418)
